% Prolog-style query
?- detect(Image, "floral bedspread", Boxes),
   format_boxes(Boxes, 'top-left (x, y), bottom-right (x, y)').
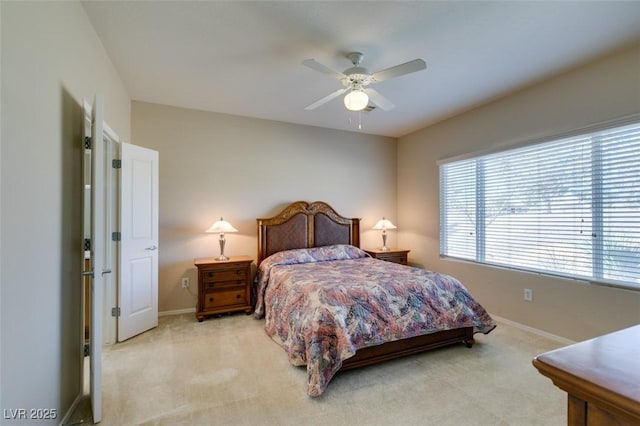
top-left (254, 244), bottom-right (496, 397)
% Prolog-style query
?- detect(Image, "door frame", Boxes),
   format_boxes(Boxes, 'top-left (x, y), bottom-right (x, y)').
top-left (102, 125), bottom-right (119, 346)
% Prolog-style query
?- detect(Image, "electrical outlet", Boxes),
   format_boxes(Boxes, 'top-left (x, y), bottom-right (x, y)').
top-left (524, 288), bottom-right (533, 302)
top-left (181, 277), bottom-right (189, 289)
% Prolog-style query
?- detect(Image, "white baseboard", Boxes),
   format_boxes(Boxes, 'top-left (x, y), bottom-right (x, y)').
top-left (59, 392), bottom-right (83, 426)
top-left (491, 314), bottom-right (576, 346)
top-left (158, 307), bottom-right (196, 317)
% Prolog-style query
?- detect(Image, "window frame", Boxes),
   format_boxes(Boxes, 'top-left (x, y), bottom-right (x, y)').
top-left (438, 115), bottom-right (640, 291)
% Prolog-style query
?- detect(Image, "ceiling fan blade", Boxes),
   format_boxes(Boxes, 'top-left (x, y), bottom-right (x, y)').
top-left (302, 59), bottom-right (345, 81)
top-left (371, 59), bottom-right (426, 83)
top-left (366, 88), bottom-right (395, 111)
top-left (304, 88), bottom-right (348, 110)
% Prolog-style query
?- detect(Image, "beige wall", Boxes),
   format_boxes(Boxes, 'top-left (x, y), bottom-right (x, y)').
top-left (1, 2), bottom-right (130, 421)
top-left (132, 102), bottom-right (397, 313)
top-left (398, 45), bottom-right (640, 342)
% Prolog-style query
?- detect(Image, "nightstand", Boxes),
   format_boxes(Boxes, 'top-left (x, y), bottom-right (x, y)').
top-left (194, 256), bottom-right (253, 322)
top-left (364, 248), bottom-right (410, 265)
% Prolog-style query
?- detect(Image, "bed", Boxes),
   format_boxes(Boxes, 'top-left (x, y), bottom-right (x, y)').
top-left (254, 201), bottom-right (496, 397)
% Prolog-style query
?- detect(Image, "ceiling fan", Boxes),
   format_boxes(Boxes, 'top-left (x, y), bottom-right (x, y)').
top-left (302, 52), bottom-right (426, 112)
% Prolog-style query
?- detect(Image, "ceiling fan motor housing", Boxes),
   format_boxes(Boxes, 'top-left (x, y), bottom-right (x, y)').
top-left (343, 68), bottom-right (372, 88)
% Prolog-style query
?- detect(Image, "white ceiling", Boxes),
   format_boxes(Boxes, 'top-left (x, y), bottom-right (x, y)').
top-left (82, 1), bottom-right (640, 138)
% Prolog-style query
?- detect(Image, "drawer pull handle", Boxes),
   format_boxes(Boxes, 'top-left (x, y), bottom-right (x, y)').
top-left (236, 294), bottom-right (241, 298)
top-left (209, 297), bottom-right (214, 302)
top-left (208, 272), bottom-right (215, 278)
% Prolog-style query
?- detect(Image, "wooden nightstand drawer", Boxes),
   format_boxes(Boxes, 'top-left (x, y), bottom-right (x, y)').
top-left (364, 248), bottom-right (410, 265)
top-left (202, 268), bottom-right (247, 283)
top-left (376, 252), bottom-right (407, 264)
top-left (203, 288), bottom-right (247, 309)
top-left (194, 256), bottom-right (253, 321)
top-left (203, 279), bottom-right (245, 290)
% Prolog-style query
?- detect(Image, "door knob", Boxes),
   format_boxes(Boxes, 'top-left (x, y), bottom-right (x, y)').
top-left (145, 245), bottom-right (158, 251)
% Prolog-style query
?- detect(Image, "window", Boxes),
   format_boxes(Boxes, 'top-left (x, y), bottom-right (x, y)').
top-left (439, 120), bottom-right (640, 290)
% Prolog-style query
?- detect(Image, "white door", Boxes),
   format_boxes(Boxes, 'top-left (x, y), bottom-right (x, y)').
top-left (118, 143), bottom-right (159, 341)
top-left (85, 95), bottom-right (107, 423)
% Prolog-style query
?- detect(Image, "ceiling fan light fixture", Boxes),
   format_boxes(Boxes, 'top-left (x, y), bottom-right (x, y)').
top-left (343, 89), bottom-right (369, 111)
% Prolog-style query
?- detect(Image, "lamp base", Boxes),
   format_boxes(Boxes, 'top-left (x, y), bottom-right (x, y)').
top-left (217, 235), bottom-right (229, 261)
top-left (381, 233), bottom-right (389, 251)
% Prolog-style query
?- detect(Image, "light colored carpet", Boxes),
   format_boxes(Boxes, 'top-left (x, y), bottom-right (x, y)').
top-left (70, 313), bottom-right (567, 425)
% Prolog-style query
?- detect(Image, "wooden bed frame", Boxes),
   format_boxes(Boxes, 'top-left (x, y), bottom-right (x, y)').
top-left (256, 201), bottom-right (475, 371)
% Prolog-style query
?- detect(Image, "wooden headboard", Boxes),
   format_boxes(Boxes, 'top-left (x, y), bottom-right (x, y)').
top-left (257, 201), bottom-right (360, 265)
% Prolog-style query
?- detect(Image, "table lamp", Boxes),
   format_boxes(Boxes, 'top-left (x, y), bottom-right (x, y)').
top-left (372, 217), bottom-right (397, 251)
top-left (206, 217), bottom-right (238, 261)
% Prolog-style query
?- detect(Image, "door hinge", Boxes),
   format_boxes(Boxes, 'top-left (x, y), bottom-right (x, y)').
top-left (112, 159), bottom-right (121, 169)
top-left (84, 136), bottom-right (91, 149)
top-left (84, 238), bottom-right (91, 251)
top-left (112, 232), bottom-right (121, 242)
top-left (111, 307), bottom-right (121, 317)
top-left (84, 343), bottom-right (90, 357)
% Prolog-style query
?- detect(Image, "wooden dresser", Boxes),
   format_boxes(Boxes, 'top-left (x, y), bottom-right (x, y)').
top-left (364, 248), bottom-right (410, 265)
top-left (194, 256), bottom-right (253, 322)
top-left (533, 325), bottom-right (640, 425)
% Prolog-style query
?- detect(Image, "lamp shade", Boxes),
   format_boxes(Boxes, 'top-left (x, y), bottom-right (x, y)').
top-left (344, 89), bottom-right (369, 111)
top-left (206, 217), bottom-right (238, 234)
top-left (372, 217), bottom-right (397, 230)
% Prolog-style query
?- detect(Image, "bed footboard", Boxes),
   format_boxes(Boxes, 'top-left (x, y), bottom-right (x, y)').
top-left (340, 327), bottom-right (475, 371)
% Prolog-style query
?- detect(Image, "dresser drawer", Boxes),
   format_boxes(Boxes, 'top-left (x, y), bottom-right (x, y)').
top-left (203, 288), bottom-right (247, 309)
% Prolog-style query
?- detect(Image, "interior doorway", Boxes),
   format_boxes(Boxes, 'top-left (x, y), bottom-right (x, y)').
top-left (82, 95), bottom-right (159, 423)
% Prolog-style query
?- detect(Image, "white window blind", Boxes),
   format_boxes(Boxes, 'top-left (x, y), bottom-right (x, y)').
top-left (440, 121), bottom-right (640, 290)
